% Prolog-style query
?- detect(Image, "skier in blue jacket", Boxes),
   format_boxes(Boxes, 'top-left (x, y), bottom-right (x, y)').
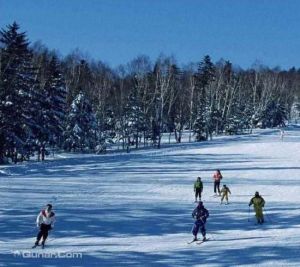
top-left (192, 201), bottom-right (209, 241)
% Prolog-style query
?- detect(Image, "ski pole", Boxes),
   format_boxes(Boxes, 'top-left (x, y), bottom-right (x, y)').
top-left (248, 206), bottom-right (250, 222)
top-left (263, 207), bottom-right (271, 222)
top-left (47, 237), bottom-right (55, 243)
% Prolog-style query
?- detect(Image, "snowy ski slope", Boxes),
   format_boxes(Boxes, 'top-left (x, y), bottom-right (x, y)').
top-left (1, 126), bottom-right (300, 266)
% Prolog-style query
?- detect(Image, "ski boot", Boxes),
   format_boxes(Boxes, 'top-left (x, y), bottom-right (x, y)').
top-left (32, 241), bottom-right (39, 249)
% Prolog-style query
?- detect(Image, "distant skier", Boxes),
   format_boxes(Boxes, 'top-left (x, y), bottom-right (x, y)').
top-left (191, 201), bottom-right (209, 242)
top-left (249, 192), bottom-right (265, 224)
top-left (213, 169), bottom-right (222, 195)
top-left (280, 129), bottom-right (285, 141)
top-left (33, 204), bottom-right (56, 248)
top-left (220, 184), bottom-right (231, 205)
top-left (41, 144), bottom-right (46, 161)
top-left (194, 177), bottom-right (203, 202)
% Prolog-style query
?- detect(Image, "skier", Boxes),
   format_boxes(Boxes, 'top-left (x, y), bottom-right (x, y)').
top-left (37, 143), bottom-right (41, 161)
top-left (191, 201), bottom-right (209, 242)
top-left (220, 184), bottom-right (231, 204)
top-left (33, 204), bottom-right (56, 248)
top-left (40, 144), bottom-right (46, 161)
top-left (213, 169), bottom-right (222, 195)
top-left (249, 192), bottom-right (265, 224)
top-left (194, 177), bottom-right (203, 202)
top-left (280, 129), bottom-right (285, 141)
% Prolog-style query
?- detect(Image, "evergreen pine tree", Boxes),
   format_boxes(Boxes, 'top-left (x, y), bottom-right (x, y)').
top-left (63, 92), bottom-right (97, 151)
top-left (193, 55), bottom-right (215, 141)
top-left (261, 101), bottom-right (287, 128)
top-left (41, 55), bottom-right (67, 148)
top-left (0, 22), bottom-right (38, 162)
top-left (96, 105), bottom-right (116, 153)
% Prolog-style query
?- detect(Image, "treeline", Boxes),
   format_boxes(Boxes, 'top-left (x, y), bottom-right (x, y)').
top-left (1, 22), bottom-right (300, 163)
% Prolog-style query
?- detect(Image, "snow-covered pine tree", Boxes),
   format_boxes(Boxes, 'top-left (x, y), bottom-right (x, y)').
top-left (0, 22), bottom-right (38, 162)
top-left (95, 106), bottom-right (116, 153)
top-left (193, 55), bottom-right (215, 141)
top-left (63, 92), bottom-right (97, 151)
top-left (260, 100), bottom-right (287, 128)
top-left (193, 107), bottom-right (206, 141)
top-left (41, 55), bottom-right (67, 148)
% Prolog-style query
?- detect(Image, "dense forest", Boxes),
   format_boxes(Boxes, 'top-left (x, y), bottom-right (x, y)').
top-left (1, 22), bottom-right (300, 163)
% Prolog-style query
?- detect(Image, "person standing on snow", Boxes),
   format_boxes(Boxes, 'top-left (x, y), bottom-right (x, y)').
top-left (249, 192), bottom-right (265, 224)
top-left (194, 177), bottom-right (203, 202)
top-left (33, 204), bottom-right (56, 248)
top-left (213, 169), bottom-right (222, 195)
top-left (191, 201), bottom-right (209, 242)
top-left (220, 184), bottom-right (231, 204)
top-left (280, 129), bottom-right (285, 141)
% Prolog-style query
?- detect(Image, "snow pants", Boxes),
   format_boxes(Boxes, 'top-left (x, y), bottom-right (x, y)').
top-left (254, 207), bottom-right (264, 222)
top-left (192, 219), bottom-right (206, 238)
top-left (36, 223), bottom-right (52, 244)
top-left (214, 181), bottom-right (221, 194)
top-left (221, 193), bottom-right (229, 202)
top-left (195, 188), bottom-right (202, 200)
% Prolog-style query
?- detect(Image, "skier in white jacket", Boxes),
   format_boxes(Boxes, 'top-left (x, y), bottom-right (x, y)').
top-left (33, 204), bottom-right (56, 248)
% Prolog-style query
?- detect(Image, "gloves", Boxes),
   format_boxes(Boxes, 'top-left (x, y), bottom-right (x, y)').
top-left (248, 204), bottom-right (251, 207)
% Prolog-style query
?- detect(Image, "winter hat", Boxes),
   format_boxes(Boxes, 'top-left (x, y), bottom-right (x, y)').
top-left (198, 201), bottom-right (203, 207)
top-left (255, 192), bottom-right (259, 197)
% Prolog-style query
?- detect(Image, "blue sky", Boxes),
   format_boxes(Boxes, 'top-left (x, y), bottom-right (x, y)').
top-left (1, 0), bottom-right (299, 69)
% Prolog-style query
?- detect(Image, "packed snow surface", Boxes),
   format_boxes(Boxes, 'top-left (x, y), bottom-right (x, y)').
top-left (1, 126), bottom-right (300, 266)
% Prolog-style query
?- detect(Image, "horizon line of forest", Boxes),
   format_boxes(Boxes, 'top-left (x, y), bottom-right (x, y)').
top-left (1, 22), bottom-right (299, 164)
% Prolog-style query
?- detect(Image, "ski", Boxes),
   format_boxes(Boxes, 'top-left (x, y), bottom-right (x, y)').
top-left (187, 239), bottom-right (199, 244)
top-left (197, 238), bottom-right (210, 245)
top-left (32, 244), bottom-right (45, 249)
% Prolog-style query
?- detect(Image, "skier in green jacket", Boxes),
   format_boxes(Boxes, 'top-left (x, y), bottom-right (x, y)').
top-left (194, 177), bottom-right (203, 202)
